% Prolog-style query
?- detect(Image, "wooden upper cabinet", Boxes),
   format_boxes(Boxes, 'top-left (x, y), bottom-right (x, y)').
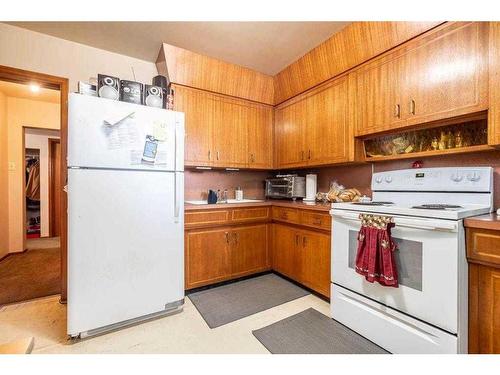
top-left (173, 85), bottom-right (213, 166)
top-left (247, 105), bottom-right (273, 169)
top-left (355, 54), bottom-right (407, 136)
top-left (308, 77), bottom-right (350, 165)
top-left (355, 22), bottom-right (488, 137)
top-left (274, 22), bottom-right (442, 104)
top-left (274, 76), bottom-right (352, 169)
top-left (274, 99), bottom-right (305, 168)
top-left (212, 97), bottom-right (248, 168)
top-left (404, 22), bottom-right (488, 126)
top-left (174, 84), bottom-right (273, 169)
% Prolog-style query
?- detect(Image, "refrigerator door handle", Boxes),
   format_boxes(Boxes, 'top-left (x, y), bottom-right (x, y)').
top-left (173, 119), bottom-right (181, 222)
top-left (174, 172), bottom-right (180, 222)
top-left (174, 118), bottom-right (177, 172)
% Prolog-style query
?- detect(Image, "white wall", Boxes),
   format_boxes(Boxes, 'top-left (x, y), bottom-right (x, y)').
top-left (0, 22), bottom-right (159, 252)
top-left (0, 23), bottom-right (159, 92)
top-left (25, 129), bottom-right (60, 238)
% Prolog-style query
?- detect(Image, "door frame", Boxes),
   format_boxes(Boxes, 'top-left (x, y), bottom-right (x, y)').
top-left (48, 137), bottom-right (61, 238)
top-left (0, 65), bottom-right (69, 303)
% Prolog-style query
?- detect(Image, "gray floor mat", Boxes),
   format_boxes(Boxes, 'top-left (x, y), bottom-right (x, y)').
top-left (188, 274), bottom-right (310, 328)
top-left (253, 308), bottom-right (389, 354)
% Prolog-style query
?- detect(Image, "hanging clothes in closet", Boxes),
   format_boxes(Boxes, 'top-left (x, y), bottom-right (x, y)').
top-left (25, 158), bottom-right (40, 201)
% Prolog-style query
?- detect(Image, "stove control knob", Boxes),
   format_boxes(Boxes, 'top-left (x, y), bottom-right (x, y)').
top-left (385, 176), bottom-right (393, 183)
top-left (375, 176), bottom-right (383, 184)
top-left (467, 172), bottom-right (480, 182)
top-left (451, 173), bottom-right (463, 182)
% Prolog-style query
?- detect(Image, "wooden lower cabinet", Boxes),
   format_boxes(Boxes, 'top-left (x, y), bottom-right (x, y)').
top-left (185, 224), bottom-right (271, 289)
top-left (185, 206), bottom-right (331, 296)
top-left (467, 225), bottom-right (500, 354)
top-left (185, 227), bottom-right (231, 289)
top-left (469, 263), bottom-right (500, 353)
top-left (303, 230), bottom-right (331, 297)
top-left (272, 223), bottom-right (331, 297)
top-left (231, 224), bottom-right (270, 278)
top-left (272, 224), bottom-right (301, 278)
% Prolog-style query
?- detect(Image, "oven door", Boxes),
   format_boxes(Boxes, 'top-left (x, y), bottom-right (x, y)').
top-left (330, 209), bottom-right (463, 334)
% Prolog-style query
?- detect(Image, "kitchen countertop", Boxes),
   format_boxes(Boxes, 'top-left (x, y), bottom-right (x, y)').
top-left (184, 200), bottom-right (332, 212)
top-left (464, 213), bottom-right (500, 231)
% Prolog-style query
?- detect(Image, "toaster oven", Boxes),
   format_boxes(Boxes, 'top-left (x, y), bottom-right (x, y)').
top-left (265, 175), bottom-right (306, 199)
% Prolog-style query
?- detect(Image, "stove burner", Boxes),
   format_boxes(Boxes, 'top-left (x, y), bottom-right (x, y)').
top-left (411, 204), bottom-right (463, 210)
top-left (352, 201), bottom-right (394, 206)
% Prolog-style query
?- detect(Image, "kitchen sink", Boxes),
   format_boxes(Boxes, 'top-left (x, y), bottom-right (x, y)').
top-left (185, 199), bottom-right (266, 205)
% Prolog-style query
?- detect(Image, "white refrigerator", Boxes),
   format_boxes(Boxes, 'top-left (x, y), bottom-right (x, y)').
top-left (67, 93), bottom-right (185, 338)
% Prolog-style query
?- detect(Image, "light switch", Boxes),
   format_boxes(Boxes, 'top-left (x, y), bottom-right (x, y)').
top-left (8, 162), bottom-right (16, 171)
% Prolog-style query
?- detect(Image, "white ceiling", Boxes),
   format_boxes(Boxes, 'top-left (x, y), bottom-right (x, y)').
top-left (8, 22), bottom-right (350, 75)
top-left (0, 80), bottom-right (60, 103)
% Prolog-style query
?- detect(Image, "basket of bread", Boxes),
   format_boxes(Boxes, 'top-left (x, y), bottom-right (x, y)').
top-left (316, 181), bottom-right (362, 203)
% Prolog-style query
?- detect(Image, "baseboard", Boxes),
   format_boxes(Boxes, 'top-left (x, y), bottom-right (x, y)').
top-left (0, 248), bottom-right (29, 262)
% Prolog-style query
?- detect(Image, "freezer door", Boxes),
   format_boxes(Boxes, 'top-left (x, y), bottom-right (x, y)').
top-left (67, 168), bottom-right (184, 336)
top-left (68, 93), bottom-right (184, 171)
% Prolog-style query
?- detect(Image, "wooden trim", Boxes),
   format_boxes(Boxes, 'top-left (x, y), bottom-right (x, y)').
top-left (22, 127), bottom-right (26, 252)
top-left (488, 22), bottom-right (500, 146)
top-left (0, 248), bottom-right (28, 263)
top-left (48, 138), bottom-right (60, 238)
top-left (157, 43), bottom-right (274, 105)
top-left (0, 64), bottom-right (69, 303)
top-left (365, 145), bottom-right (493, 163)
top-left (468, 263), bottom-right (480, 353)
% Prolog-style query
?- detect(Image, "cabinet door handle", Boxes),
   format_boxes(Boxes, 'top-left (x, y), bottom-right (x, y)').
top-left (394, 104), bottom-right (400, 118)
top-left (208, 150), bottom-right (211, 160)
top-left (233, 232), bottom-right (238, 245)
top-left (217, 151), bottom-right (220, 160)
top-left (409, 99), bottom-right (416, 115)
top-left (225, 232), bottom-right (230, 244)
top-left (295, 234), bottom-right (300, 246)
top-left (308, 150), bottom-right (311, 159)
top-left (301, 151), bottom-right (304, 160)
top-left (250, 153), bottom-right (255, 163)
top-left (302, 236), bottom-right (307, 247)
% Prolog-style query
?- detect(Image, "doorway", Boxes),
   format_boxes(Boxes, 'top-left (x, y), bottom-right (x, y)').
top-left (24, 128), bottom-right (61, 249)
top-left (0, 65), bottom-right (68, 306)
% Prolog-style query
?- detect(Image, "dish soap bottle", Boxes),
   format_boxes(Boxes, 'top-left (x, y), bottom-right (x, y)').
top-left (235, 187), bottom-right (243, 201)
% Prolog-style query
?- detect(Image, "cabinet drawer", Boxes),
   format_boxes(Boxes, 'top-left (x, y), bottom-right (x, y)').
top-left (300, 211), bottom-right (331, 231)
top-left (272, 207), bottom-right (300, 224)
top-left (467, 228), bottom-right (500, 266)
top-left (185, 210), bottom-right (230, 227)
top-left (231, 207), bottom-right (270, 222)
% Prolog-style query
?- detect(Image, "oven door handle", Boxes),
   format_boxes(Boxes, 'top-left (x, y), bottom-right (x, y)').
top-left (330, 210), bottom-right (458, 232)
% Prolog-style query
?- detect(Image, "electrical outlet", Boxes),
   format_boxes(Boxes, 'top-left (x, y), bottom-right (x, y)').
top-left (8, 162), bottom-right (16, 171)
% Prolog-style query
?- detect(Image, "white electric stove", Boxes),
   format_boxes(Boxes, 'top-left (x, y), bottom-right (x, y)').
top-left (330, 167), bottom-right (493, 354)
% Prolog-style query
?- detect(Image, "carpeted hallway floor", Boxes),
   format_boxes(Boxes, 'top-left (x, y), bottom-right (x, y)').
top-left (0, 247), bottom-right (60, 306)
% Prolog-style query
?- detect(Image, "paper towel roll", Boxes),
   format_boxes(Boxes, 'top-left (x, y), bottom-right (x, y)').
top-left (304, 174), bottom-right (317, 202)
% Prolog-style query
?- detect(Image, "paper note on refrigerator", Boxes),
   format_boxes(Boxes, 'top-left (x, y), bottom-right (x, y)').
top-left (152, 121), bottom-right (168, 142)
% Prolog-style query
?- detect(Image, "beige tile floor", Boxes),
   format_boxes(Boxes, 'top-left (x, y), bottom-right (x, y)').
top-left (0, 292), bottom-right (330, 354)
